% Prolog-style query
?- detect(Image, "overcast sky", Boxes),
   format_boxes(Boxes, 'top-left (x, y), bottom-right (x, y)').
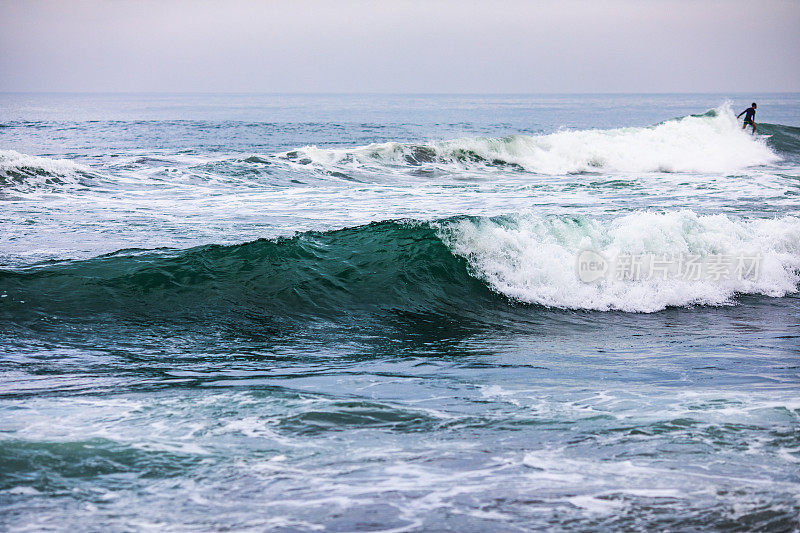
top-left (1, 0), bottom-right (798, 93)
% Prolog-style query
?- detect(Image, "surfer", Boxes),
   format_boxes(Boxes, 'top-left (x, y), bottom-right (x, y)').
top-left (737, 103), bottom-right (757, 134)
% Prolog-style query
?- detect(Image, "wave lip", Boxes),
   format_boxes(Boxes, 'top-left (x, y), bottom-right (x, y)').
top-left (285, 103), bottom-right (780, 175)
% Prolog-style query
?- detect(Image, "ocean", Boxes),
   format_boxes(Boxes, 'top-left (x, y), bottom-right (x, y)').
top-left (1, 93), bottom-right (799, 531)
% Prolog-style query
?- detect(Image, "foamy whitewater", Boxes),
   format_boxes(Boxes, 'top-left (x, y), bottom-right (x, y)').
top-left (289, 103), bottom-right (779, 175)
top-left (1, 93), bottom-right (799, 531)
top-left (440, 211), bottom-right (800, 312)
top-left (0, 149), bottom-right (98, 191)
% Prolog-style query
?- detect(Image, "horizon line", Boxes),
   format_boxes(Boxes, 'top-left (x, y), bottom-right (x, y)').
top-left (2, 91), bottom-right (799, 96)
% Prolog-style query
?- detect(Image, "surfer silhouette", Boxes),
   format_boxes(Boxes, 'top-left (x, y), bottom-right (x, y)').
top-left (737, 103), bottom-right (757, 134)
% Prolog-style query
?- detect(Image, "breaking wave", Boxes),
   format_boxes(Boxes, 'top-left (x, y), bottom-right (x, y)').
top-left (0, 149), bottom-right (101, 192)
top-left (284, 104), bottom-right (781, 175)
top-left (440, 211), bottom-right (800, 313)
top-left (3, 104), bottom-right (797, 197)
top-left (1, 211), bottom-right (798, 319)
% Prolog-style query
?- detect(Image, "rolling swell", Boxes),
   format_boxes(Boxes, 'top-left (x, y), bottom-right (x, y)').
top-left (0, 221), bottom-right (498, 323)
top-left (2, 212), bottom-right (799, 323)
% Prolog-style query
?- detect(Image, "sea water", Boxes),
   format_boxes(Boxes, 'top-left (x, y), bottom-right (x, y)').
top-left (1, 93), bottom-right (799, 530)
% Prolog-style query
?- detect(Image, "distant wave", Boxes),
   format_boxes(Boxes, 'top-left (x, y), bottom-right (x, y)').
top-left (3, 104), bottom-right (797, 195)
top-left (1, 211), bottom-right (798, 320)
top-left (283, 104), bottom-right (782, 175)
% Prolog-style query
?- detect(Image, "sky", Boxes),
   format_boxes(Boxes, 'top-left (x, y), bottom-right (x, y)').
top-left (1, 0), bottom-right (799, 93)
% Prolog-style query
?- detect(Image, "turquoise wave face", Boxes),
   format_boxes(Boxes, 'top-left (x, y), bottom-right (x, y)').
top-left (762, 122), bottom-right (800, 155)
top-left (0, 220), bottom-right (499, 322)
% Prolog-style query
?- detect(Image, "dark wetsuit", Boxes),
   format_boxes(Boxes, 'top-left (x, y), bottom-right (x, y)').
top-left (739, 107), bottom-right (756, 126)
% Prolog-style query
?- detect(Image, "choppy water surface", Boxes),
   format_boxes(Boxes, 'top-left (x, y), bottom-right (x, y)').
top-left (1, 93), bottom-right (799, 531)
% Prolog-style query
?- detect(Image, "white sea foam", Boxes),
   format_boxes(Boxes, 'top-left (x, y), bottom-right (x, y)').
top-left (438, 211), bottom-right (800, 312)
top-left (288, 103), bottom-right (779, 175)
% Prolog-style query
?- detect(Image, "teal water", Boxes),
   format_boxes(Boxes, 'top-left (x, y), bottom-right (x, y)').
top-left (1, 94), bottom-right (799, 531)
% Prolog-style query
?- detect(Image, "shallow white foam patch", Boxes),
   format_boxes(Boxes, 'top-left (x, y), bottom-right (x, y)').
top-left (438, 210), bottom-right (800, 312)
top-left (286, 103), bottom-right (779, 175)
